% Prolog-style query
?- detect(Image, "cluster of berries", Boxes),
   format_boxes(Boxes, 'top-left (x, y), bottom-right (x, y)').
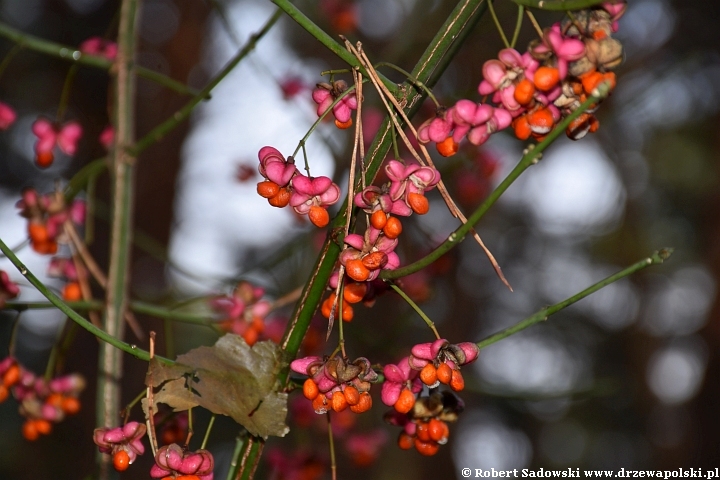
top-left (256, 146), bottom-right (341, 228)
top-left (46, 256), bottom-right (83, 301)
top-left (0, 36), bottom-right (117, 168)
top-left (291, 355), bottom-right (376, 415)
top-left (16, 187), bottom-right (85, 255)
top-left (94, 419), bottom-right (215, 479)
top-left (0, 356), bottom-right (85, 441)
top-left (312, 79), bottom-right (358, 129)
top-left (210, 281), bottom-right (271, 346)
top-left (380, 340), bottom-right (478, 455)
top-left (418, 1), bottom-right (626, 156)
top-left (386, 391), bottom-right (464, 456)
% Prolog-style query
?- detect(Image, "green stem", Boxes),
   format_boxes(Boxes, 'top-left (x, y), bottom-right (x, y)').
top-left (510, 0), bottom-right (607, 10)
top-left (510, 5), bottom-right (524, 49)
top-left (328, 412), bottom-right (337, 480)
top-left (0, 21), bottom-right (203, 97)
top-left (230, 436), bottom-right (264, 480)
top-left (56, 65), bottom-right (78, 122)
top-left (64, 157), bottom-right (108, 202)
top-left (0, 43), bottom-right (22, 79)
top-left (128, 10), bottom-right (282, 157)
top-left (0, 236), bottom-right (168, 364)
top-left (476, 249), bottom-right (673, 349)
top-left (201, 414), bottom-right (216, 450)
top-left (375, 62), bottom-right (440, 107)
top-left (487, 0), bottom-right (510, 48)
top-left (390, 284), bottom-right (440, 339)
top-left (382, 81), bottom-right (613, 280)
top-left (3, 300), bottom-right (218, 328)
top-left (291, 82), bottom-right (361, 159)
top-left (98, 6), bottom-right (139, 477)
top-left (271, 0), bottom-right (397, 95)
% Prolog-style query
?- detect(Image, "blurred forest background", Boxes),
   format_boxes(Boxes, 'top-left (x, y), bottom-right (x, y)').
top-left (0, 0), bottom-right (719, 479)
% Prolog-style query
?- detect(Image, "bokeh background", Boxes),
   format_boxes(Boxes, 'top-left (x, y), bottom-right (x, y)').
top-left (1, 0), bottom-right (719, 478)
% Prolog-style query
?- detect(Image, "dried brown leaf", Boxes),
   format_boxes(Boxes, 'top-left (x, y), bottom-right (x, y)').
top-left (145, 335), bottom-right (290, 439)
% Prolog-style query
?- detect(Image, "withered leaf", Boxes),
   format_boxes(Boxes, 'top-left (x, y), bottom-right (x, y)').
top-left (145, 335), bottom-right (290, 439)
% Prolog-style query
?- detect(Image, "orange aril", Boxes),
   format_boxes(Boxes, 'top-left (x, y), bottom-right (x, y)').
top-left (513, 115), bottom-right (532, 140)
top-left (343, 385), bottom-right (360, 406)
top-left (335, 118), bottom-right (353, 129)
top-left (436, 136), bottom-right (459, 157)
top-left (513, 78), bottom-right (536, 105)
top-left (436, 363), bottom-right (452, 384)
top-left (428, 418), bottom-right (449, 443)
top-left (383, 216), bottom-right (402, 239)
top-left (407, 193), bottom-right (430, 215)
top-left (370, 210), bottom-right (387, 230)
top-left (36, 151), bottom-right (54, 169)
top-left (397, 432), bottom-right (414, 450)
top-left (419, 363), bottom-right (438, 386)
top-left (3, 363), bottom-right (20, 387)
top-left (414, 438), bottom-right (439, 456)
top-left (394, 388), bottom-right (415, 414)
top-left (303, 378), bottom-right (319, 400)
top-left (343, 282), bottom-right (367, 304)
top-left (349, 392), bottom-right (372, 413)
top-left (345, 258), bottom-right (370, 282)
top-left (331, 391), bottom-right (348, 412)
top-left (61, 396), bottom-right (81, 415)
top-left (62, 282), bottom-right (83, 302)
top-left (308, 205), bottom-right (330, 228)
top-left (256, 181), bottom-right (280, 199)
top-left (450, 369), bottom-right (465, 392)
top-left (268, 187), bottom-right (291, 208)
top-left (533, 66), bottom-right (561, 91)
top-left (113, 449), bottom-right (131, 472)
top-left (361, 251), bottom-right (386, 270)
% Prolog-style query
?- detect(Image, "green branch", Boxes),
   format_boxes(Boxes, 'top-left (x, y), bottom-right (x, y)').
top-left (0, 21), bottom-right (203, 98)
top-left (0, 236), bottom-right (169, 364)
top-left (382, 81), bottom-right (613, 280)
top-left (476, 249), bottom-right (673, 349)
top-left (3, 300), bottom-right (217, 328)
top-left (128, 9), bottom-right (282, 156)
top-left (510, 0), bottom-right (606, 11)
top-left (271, 0), bottom-right (397, 95)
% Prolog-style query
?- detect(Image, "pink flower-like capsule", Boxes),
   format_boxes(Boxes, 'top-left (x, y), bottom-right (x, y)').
top-left (601, 1), bottom-right (627, 31)
top-left (150, 443), bottom-right (214, 480)
top-left (0, 270), bottom-right (20, 308)
top-left (345, 429), bottom-right (389, 467)
top-left (409, 339), bottom-right (479, 390)
top-left (312, 80), bottom-right (358, 127)
top-left (531, 24), bottom-right (586, 80)
top-left (258, 146), bottom-right (297, 188)
top-left (451, 100), bottom-right (512, 146)
top-left (79, 37), bottom-right (118, 60)
top-left (99, 125), bottom-right (114, 150)
top-left (479, 49), bottom-right (539, 113)
top-left (93, 421), bottom-right (147, 464)
top-left (47, 257), bottom-right (79, 281)
top-left (381, 357), bottom-right (423, 413)
top-left (289, 174), bottom-right (340, 228)
top-left (31, 117), bottom-right (83, 168)
top-left (211, 282), bottom-right (271, 345)
top-left (0, 102), bottom-right (16, 130)
top-left (385, 160), bottom-right (440, 216)
top-left (340, 230), bottom-right (400, 282)
top-left (354, 185), bottom-right (394, 215)
top-left (280, 76), bottom-right (306, 100)
top-left (417, 107), bottom-right (456, 144)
